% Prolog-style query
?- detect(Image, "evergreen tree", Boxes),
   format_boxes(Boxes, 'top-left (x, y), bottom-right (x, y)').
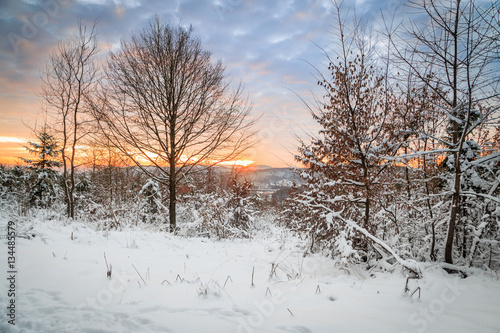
top-left (21, 132), bottom-right (61, 170)
top-left (21, 131), bottom-right (61, 208)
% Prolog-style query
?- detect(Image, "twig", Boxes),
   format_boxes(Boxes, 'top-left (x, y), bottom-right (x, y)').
top-left (176, 274), bottom-right (184, 282)
top-left (295, 277), bottom-right (306, 287)
top-left (132, 264), bottom-right (147, 286)
top-left (161, 279), bottom-right (171, 285)
top-left (269, 263), bottom-right (278, 280)
top-left (411, 287), bottom-right (421, 299)
top-left (404, 277), bottom-right (410, 294)
top-left (214, 281), bottom-right (222, 291)
top-left (223, 275), bottom-right (233, 288)
top-left (15, 235), bottom-right (31, 240)
top-left (287, 308), bottom-right (294, 316)
top-left (265, 287), bottom-right (272, 297)
top-left (251, 267), bottom-right (255, 287)
top-left (316, 285), bottom-right (321, 294)
top-left (104, 252), bottom-right (112, 279)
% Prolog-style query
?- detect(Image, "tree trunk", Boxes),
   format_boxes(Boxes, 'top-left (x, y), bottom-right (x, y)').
top-left (404, 147), bottom-right (411, 201)
top-left (444, 0), bottom-right (462, 265)
top-left (69, 164), bottom-right (75, 219)
top-left (430, 221), bottom-right (436, 261)
top-left (445, 167), bottom-right (461, 264)
top-left (168, 170), bottom-right (176, 233)
top-left (62, 158), bottom-right (70, 217)
top-left (423, 140), bottom-right (436, 261)
top-left (364, 194), bottom-right (370, 231)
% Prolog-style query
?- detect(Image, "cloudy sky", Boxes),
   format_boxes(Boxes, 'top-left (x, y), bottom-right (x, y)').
top-left (0, 0), bottom-right (402, 167)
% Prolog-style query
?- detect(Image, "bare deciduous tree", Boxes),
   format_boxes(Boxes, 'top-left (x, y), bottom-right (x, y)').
top-left (392, 0), bottom-right (500, 264)
top-left (41, 20), bottom-right (99, 218)
top-left (91, 17), bottom-right (257, 232)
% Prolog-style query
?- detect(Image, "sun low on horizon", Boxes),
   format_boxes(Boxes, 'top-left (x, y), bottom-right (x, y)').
top-left (0, 0), bottom-right (341, 170)
top-left (219, 160), bottom-right (255, 167)
top-left (0, 135), bottom-right (263, 168)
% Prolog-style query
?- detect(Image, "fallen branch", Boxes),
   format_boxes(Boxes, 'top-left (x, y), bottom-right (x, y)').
top-left (325, 211), bottom-right (422, 278)
top-left (423, 262), bottom-right (476, 277)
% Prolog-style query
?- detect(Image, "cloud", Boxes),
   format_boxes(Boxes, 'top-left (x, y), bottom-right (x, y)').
top-left (0, 136), bottom-right (26, 143)
top-left (0, 0), bottom-right (395, 167)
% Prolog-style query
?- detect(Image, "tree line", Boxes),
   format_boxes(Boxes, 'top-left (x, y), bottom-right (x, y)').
top-left (37, 16), bottom-right (257, 232)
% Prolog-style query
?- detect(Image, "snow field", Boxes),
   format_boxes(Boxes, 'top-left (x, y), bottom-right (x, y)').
top-left (1, 218), bottom-right (500, 333)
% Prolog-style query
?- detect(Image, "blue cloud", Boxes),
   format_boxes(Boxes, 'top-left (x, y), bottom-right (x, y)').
top-left (0, 0), bottom-right (397, 166)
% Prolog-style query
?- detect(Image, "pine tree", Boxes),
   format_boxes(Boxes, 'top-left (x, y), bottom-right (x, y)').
top-left (21, 131), bottom-right (61, 208)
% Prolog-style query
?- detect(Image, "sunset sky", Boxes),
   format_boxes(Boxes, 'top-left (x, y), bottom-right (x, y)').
top-left (0, 0), bottom-right (402, 167)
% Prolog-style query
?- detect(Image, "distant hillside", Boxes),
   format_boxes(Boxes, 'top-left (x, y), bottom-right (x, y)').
top-left (214, 165), bottom-right (301, 188)
top-left (247, 167), bottom-right (300, 187)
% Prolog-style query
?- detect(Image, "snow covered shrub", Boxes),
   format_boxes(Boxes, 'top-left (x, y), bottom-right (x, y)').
top-left (281, 182), bottom-right (335, 253)
top-left (227, 174), bottom-right (255, 230)
top-left (197, 192), bottom-right (237, 238)
top-left (28, 168), bottom-right (60, 208)
top-left (183, 170), bottom-right (260, 239)
top-left (139, 179), bottom-right (165, 223)
top-left (0, 166), bottom-right (31, 215)
top-left (71, 167), bottom-right (149, 227)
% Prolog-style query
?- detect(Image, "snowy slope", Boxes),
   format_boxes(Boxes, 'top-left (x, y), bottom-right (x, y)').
top-left (1, 217), bottom-right (499, 333)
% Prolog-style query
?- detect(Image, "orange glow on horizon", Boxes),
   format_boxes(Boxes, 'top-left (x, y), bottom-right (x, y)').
top-left (0, 136), bottom-right (259, 168)
top-left (219, 160), bottom-right (255, 167)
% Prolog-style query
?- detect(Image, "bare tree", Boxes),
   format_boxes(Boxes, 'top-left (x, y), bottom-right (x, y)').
top-left (392, 0), bottom-right (500, 264)
top-left (41, 20), bottom-right (99, 218)
top-left (91, 17), bottom-right (257, 232)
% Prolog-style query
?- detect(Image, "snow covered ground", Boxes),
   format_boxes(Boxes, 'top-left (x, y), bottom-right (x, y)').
top-left (1, 217), bottom-right (500, 333)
